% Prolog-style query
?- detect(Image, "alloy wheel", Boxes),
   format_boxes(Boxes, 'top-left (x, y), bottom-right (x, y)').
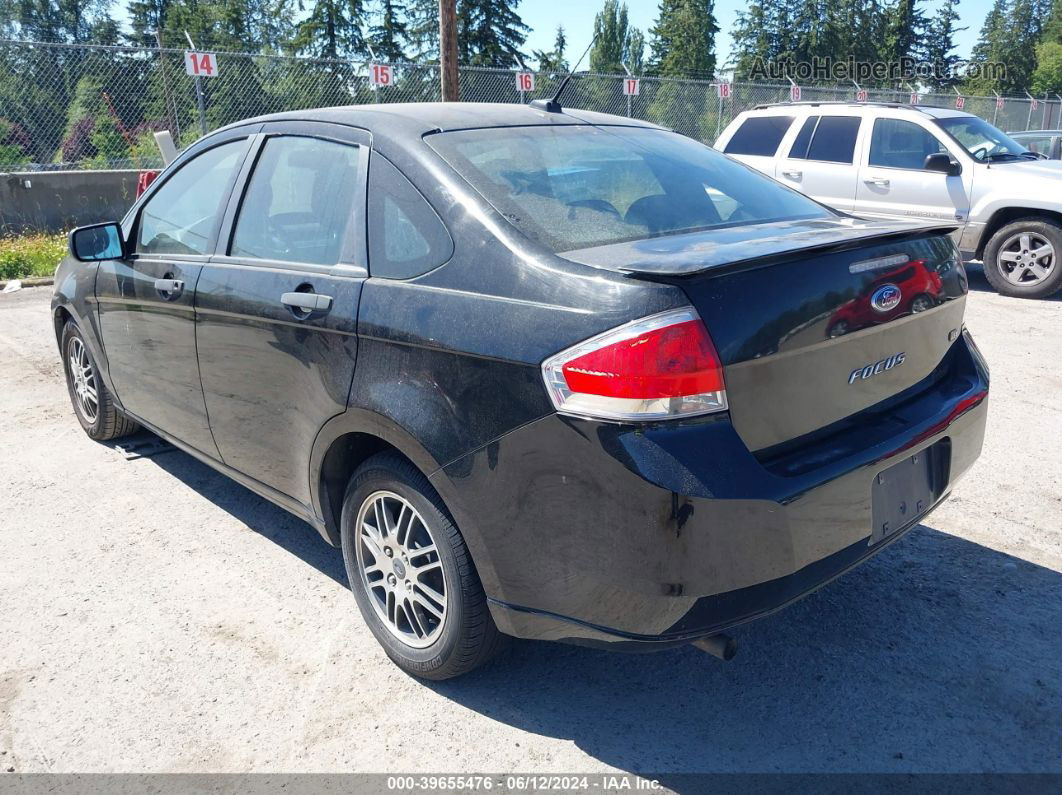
top-left (68, 337), bottom-right (99, 424)
top-left (998, 232), bottom-right (1055, 286)
top-left (355, 490), bottom-right (447, 648)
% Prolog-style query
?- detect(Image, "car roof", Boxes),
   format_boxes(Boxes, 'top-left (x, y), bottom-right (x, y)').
top-left (746, 101), bottom-right (976, 120)
top-left (215, 102), bottom-right (665, 139)
top-left (1011, 129), bottom-right (1062, 135)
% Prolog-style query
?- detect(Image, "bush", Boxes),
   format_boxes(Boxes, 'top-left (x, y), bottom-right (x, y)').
top-left (0, 233), bottom-right (67, 281)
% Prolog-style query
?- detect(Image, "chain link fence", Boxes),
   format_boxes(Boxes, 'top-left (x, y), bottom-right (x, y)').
top-left (2, 38), bottom-right (1060, 172)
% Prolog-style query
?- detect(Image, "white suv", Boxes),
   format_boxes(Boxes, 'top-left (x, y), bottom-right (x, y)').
top-left (716, 102), bottom-right (1062, 298)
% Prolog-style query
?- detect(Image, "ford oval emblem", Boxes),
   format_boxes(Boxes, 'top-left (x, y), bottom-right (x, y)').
top-left (870, 284), bottom-right (902, 313)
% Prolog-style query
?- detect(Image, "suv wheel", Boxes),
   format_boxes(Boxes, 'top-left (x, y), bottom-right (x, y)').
top-left (61, 320), bottom-right (139, 441)
top-left (340, 452), bottom-right (506, 680)
top-left (983, 218), bottom-right (1062, 298)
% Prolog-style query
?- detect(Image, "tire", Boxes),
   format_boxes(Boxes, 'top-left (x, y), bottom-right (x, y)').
top-left (909, 294), bottom-right (934, 313)
top-left (340, 452), bottom-right (507, 680)
top-left (61, 320), bottom-right (139, 441)
top-left (982, 217), bottom-right (1062, 299)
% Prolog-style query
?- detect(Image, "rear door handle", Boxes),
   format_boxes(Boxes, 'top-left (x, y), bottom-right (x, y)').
top-left (281, 292), bottom-right (333, 312)
top-left (864, 177), bottom-right (891, 187)
top-left (781, 170), bottom-right (802, 180)
top-left (154, 277), bottom-right (184, 294)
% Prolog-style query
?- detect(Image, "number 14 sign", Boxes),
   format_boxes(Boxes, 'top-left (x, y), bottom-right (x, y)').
top-left (184, 51), bottom-right (218, 77)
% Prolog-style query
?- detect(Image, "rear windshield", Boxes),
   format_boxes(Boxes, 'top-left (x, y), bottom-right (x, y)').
top-left (427, 125), bottom-right (831, 253)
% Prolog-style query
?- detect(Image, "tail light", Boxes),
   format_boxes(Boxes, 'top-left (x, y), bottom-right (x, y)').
top-left (541, 308), bottom-right (727, 421)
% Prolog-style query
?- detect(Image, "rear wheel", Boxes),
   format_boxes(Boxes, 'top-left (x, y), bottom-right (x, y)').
top-left (983, 218), bottom-right (1062, 298)
top-left (61, 321), bottom-right (139, 441)
top-left (340, 452), bottom-right (506, 680)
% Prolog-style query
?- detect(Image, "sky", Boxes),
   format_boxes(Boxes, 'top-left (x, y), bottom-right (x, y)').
top-left (518, 0), bottom-right (993, 72)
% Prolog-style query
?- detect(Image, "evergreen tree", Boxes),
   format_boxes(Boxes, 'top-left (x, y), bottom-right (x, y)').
top-left (405, 0), bottom-right (440, 60)
top-left (963, 0), bottom-right (1008, 93)
top-left (370, 0), bottom-right (408, 61)
top-left (920, 0), bottom-right (964, 90)
top-left (0, 0), bottom-right (115, 42)
top-left (290, 0), bottom-right (369, 58)
top-left (533, 25), bottom-right (568, 72)
top-left (590, 0), bottom-right (641, 74)
top-left (457, 0), bottom-right (529, 67)
top-left (882, 0), bottom-right (928, 69)
top-left (649, 0), bottom-right (716, 78)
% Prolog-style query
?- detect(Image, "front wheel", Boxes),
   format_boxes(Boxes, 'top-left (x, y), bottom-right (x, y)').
top-left (340, 452), bottom-right (506, 680)
top-left (61, 320), bottom-right (139, 441)
top-left (983, 218), bottom-right (1062, 298)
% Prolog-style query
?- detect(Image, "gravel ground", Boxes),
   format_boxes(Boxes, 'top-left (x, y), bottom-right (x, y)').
top-left (0, 272), bottom-right (1060, 776)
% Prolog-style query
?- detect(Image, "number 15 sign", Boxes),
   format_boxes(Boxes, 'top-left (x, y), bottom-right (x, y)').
top-left (184, 51), bottom-right (218, 77)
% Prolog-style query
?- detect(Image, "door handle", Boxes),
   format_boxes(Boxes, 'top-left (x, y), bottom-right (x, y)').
top-left (154, 277), bottom-right (184, 294)
top-left (781, 170), bottom-right (802, 179)
top-left (864, 177), bottom-right (891, 187)
top-left (281, 292), bottom-right (333, 312)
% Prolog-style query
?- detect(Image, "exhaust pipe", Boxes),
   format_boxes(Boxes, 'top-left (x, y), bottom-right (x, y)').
top-left (692, 633), bottom-right (737, 661)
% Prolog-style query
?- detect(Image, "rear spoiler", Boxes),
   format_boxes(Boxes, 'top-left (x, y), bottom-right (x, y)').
top-left (562, 219), bottom-right (959, 280)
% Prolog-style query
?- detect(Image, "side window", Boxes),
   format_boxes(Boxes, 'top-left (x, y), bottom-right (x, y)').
top-left (869, 119), bottom-right (947, 170)
top-left (723, 116), bottom-right (795, 156)
top-left (789, 116), bottom-right (861, 163)
top-left (788, 116), bottom-right (818, 159)
top-left (231, 136), bottom-right (360, 266)
top-left (137, 140), bottom-right (246, 255)
top-left (367, 153), bottom-right (453, 279)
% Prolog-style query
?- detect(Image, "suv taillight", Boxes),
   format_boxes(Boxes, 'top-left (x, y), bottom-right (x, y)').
top-left (541, 308), bottom-right (727, 421)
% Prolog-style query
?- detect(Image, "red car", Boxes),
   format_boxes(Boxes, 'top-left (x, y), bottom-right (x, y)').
top-left (828, 260), bottom-right (943, 338)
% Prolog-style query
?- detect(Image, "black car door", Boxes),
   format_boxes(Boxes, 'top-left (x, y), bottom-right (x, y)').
top-left (194, 121), bottom-right (369, 507)
top-left (96, 129), bottom-right (257, 456)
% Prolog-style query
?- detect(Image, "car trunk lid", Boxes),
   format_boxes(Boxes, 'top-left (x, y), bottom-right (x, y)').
top-left (562, 223), bottom-right (967, 452)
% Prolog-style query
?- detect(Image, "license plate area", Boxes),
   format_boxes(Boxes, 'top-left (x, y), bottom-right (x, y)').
top-left (870, 439), bottom-right (951, 545)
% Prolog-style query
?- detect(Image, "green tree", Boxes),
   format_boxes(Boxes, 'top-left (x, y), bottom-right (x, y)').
top-left (882, 0), bottom-right (928, 68)
top-left (0, 0), bottom-right (115, 42)
top-left (590, 0), bottom-right (642, 74)
top-left (920, 0), bottom-right (965, 90)
top-left (370, 0), bottom-right (409, 61)
top-left (290, 0), bottom-right (369, 58)
top-left (649, 0), bottom-right (717, 78)
top-left (405, 0), bottom-right (440, 60)
top-left (457, 0), bottom-right (530, 67)
top-left (1032, 40), bottom-right (1062, 92)
top-left (533, 25), bottom-right (568, 72)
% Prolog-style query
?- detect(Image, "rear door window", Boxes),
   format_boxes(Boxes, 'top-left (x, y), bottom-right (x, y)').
top-left (723, 116), bottom-right (795, 156)
top-left (230, 136), bottom-right (360, 265)
top-left (788, 116), bottom-right (861, 163)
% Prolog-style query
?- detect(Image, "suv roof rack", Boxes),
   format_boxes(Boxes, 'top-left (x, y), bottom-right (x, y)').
top-left (751, 100), bottom-right (929, 112)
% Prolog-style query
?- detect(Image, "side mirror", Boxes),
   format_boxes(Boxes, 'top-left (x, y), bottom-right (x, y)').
top-left (69, 222), bottom-right (126, 262)
top-left (924, 152), bottom-right (961, 176)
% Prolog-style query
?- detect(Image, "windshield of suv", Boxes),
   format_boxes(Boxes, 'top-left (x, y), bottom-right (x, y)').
top-left (427, 125), bottom-right (832, 252)
top-left (936, 116), bottom-right (1033, 162)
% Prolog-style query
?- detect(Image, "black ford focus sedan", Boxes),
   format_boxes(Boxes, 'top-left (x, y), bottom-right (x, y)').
top-left (54, 103), bottom-right (988, 679)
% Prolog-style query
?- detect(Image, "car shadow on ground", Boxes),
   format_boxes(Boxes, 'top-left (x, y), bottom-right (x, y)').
top-left (131, 437), bottom-right (1062, 775)
top-left (965, 261), bottom-right (1062, 301)
top-left (428, 526), bottom-right (1062, 776)
top-left (134, 435), bottom-right (349, 586)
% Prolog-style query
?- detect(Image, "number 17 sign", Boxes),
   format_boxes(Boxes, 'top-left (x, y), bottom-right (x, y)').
top-left (623, 77), bottom-right (640, 96)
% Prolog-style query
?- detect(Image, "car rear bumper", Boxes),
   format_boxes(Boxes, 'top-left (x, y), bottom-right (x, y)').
top-left (432, 333), bottom-right (989, 648)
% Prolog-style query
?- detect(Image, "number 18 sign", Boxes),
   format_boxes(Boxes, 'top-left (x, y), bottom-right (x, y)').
top-left (184, 51), bottom-right (218, 77)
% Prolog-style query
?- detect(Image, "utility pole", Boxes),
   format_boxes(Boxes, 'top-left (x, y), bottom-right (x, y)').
top-left (439, 0), bottom-right (459, 102)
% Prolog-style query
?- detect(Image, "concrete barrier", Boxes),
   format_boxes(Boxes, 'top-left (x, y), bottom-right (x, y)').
top-left (0, 170), bottom-right (139, 234)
